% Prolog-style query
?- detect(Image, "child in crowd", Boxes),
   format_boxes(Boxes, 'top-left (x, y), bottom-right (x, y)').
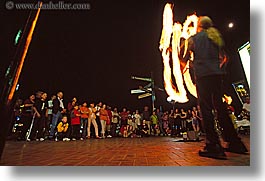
top-left (123, 126), bottom-right (128, 138)
top-left (150, 111), bottom-right (158, 135)
top-left (140, 120), bottom-right (149, 137)
top-left (56, 115), bottom-right (70, 141)
top-left (71, 104), bottom-right (81, 141)
top-left (80, 102), bottom-right (90, 140)
top-left (127, 125), bottom-right (132, 137)
top-left (162, 112), bottom-right (169, 136)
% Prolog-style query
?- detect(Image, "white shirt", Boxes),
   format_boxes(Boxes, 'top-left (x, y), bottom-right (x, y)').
top-left (134, 113), bottom-right (141, 125)
top-left (58, 98), bottom-right (64, 109)
top-left (47, 100), bottom-right (53, 115)
top-left (95, 105), bottom-right (101, 116)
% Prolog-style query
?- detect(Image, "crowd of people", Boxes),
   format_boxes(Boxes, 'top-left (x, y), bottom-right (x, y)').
top-left (12, 91), bottom-right (204, 142)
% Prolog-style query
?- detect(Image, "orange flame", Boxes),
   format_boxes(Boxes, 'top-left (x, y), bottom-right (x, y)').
top-left (159, 3), bottom-right (198, 103)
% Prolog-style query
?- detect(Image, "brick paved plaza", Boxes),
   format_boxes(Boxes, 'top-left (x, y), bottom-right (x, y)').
top-left (0, 135), bottom-right (250, 166)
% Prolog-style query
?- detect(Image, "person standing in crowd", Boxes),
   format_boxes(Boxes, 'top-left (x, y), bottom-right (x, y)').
top-left (150, 111), bottom-right (158, 136)
top-left (131, 111), bottom-right (137, 133)
top-left (70, 104), bottom-right (81, 140)
top-left (120, 107), bottom-right (129, 135)
top-left (67, 97), bottom-right (77, 136)
top-left (180, 16), bottom-right (247, 159)
top-left (45, 95), bottom-right (56, 138)
top-left (56, 115), bottom-right (70, 141)
top-left (67, 97), bottom-right (77, 115)
top-left (191, 107), bottom-right (200, 140)
top-left (173, 108), bottom-right (182, 137)
top-left (127, 112), bottom-right (133, 131)
top-left (28, 92), bottom-right (48, 141)
top-left (162, 111), bottom-right (169, 136)
top-left (95, 102), bottom-right (103, 136)
top-left (156, 108), bottom-right (164, 136)
top-left (180, 108), bottom-right (187, 132)
top-left (142, 106), bottom-right (151, 135)
top-left (133, 109), bottom-right (141, 130)
top-left (87, 103), bottom-right (100, 139)
top-left (49, 92), bottom-right (66, 140)
top-left (99, 104), bottom-right (109, 139)
top-left (80, 102), bottom-right (89, 140)
top-left (168, 109), bottom-right (176, 136)
top-left (17, 94), bottom-right (35, 141)
top-left (186, 109), bottom-right (193, 131)
top-left (111, 107), bottom-right (120, 137)
top-left (106, 106), bottom-right (113, 138)
top-left (196, 105), bottom-right (204, 134)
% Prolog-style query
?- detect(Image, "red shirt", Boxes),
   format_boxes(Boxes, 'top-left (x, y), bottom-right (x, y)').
top-left (71, 109), bottom-right (81, 125)
top-left (106, 109), bottom-right (112, 125)
top-left (99, 109), bottom-right (109, 121)
top-left (80, 106), bottom-right (90, 118)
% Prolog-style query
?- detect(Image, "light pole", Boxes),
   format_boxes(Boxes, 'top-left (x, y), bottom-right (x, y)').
top-left (0, 2), bottom-right (42, 160)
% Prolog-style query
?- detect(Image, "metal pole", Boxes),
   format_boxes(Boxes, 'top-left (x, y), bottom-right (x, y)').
top-left (0, 2), bottom-right (42, 159)
top-left (151, 72), bottom-right (155, 111)
top-left (26, 112), bottom-right (36, 141)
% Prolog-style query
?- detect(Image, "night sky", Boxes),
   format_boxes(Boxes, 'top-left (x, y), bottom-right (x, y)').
top-left (1, 0), bottom-right (250, 112)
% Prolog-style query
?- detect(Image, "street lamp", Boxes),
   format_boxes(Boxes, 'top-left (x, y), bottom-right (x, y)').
top-left (228, 22), bottom-right (234, 29)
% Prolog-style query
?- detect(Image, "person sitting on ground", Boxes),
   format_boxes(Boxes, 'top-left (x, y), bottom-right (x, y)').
top-left (123, 126), bottom-right (128, 138)
top-left (56, 115), bottom-right (70, 141)
top-left (140, 120), bottom-right (149, 137)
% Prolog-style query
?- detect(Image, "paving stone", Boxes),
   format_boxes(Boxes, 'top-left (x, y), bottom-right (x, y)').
top-left (0, 135), bottom-right (250, 166)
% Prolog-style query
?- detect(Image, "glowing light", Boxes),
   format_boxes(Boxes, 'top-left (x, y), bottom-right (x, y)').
top-left (159, 3), bottom-right (198, 103)
top-left (228, 22), bottom-right (234, 28)
top-left (15, 29), bottom-right (22, 45)
top-left (223, 94), bottom-right (233, 105)
top-left (7, 3), bottom-right (42, 104)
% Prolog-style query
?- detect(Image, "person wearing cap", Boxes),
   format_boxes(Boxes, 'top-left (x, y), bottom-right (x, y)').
top-left (180, 16), bottom-right (248, 159)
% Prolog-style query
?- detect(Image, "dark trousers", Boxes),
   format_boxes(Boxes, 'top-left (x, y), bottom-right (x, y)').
top-left (29, 116), bottom-right (45, 140)
top-left (196, 75), bottom-right (240, 146)
top-left (80, 118), bottom-right (88, 138)
top-left (57, 130), bottom-right (70, 140)
top-left (111, 123), bottom-right (118, 137)
top-left (96, 116), bottom-right (102, 135)
top-left (71, 125), bottom-right (80, 139)
top-left (44, 114), bottom-right (52, 136)
top-left (171, 119), bottom-right (181, 136)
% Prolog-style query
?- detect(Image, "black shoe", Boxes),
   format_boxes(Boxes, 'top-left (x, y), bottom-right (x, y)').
top-left (199, 144), bottom-right (227, 160)
top-left (199, 149), bottom-right (227, 160)
top-left (225, 141), bottom-right (248, 154)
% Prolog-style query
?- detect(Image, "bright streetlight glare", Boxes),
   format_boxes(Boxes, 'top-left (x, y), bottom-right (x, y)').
top-left (228, 22), bottom-right (234, 28)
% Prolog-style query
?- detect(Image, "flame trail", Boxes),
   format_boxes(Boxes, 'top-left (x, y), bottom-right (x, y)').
top-left (159, 3), bottom-right (198, 103)
top-left (7, 2), bottom-right (43, 104)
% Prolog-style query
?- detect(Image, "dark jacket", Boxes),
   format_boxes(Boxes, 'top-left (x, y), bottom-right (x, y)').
top-left (190, 31), bottom-right (225, 79)
top-left (52, 98), bottom-right (63, 114)
top-left (34, 98), bottom-right (47, 116)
